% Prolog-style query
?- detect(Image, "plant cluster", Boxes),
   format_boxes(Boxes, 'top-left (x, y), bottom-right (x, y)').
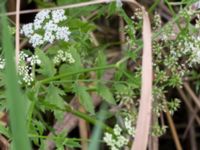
top-left (0, 0), bottom-right (200, 149)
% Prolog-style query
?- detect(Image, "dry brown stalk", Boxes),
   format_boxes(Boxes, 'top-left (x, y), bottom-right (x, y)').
top-left (183, 82), bottom-right (200, 109)
top-left (165, 108), bottom-right (183, 150)
top-left (177, 88), bottom-right (200, 126)
top-left (78, 106), bottom-right (89, 150)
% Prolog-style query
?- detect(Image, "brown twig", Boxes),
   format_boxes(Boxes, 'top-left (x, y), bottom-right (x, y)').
top-left (78, 107), bottom-right (89, 150)
top-left (119, 16), bottom-right (126, 50)
top-left (183, 107), bottom-right (198, 139)
top-left (183, 82), bottom-right (200, 109)
top-left (177, 88), bottom-right (200, 126)
top-left (188, 110), bottom-right (198, 150)
top-left (165, 108), bottom-right (182, 150)
top-left (148, 114), bottom-right (159, 150)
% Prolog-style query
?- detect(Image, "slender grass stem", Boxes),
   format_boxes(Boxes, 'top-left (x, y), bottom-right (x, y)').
top-left (1, 6), bottom-right (31, 150)
top-left (64, 105), bottom-right (113, 133)
top-left (39, 64), bottom-right (117, 84)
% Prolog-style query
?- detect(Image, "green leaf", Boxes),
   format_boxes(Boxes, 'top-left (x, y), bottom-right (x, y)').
top-left (75, 85), bottom-right (95, 114)
top-left (97, 84), bottom-right (115, 104)
top-left (96, 51), bottom-right (107, 79)
top-left (45, 84), bottom-right (65, 120)
top-left (89, 104), bottom-right (107, 150)
top-left (36, 48), bottom-right (56, 77)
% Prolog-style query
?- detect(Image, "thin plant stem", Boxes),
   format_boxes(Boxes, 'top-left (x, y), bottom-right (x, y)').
top-left (39, 64), bottom-right (117, 84)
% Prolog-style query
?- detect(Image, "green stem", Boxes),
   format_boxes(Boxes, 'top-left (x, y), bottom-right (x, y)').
top-left (148, 0), bottom-right (161, 13)
top-left (39, 64), bottom-right (117, 84)
top-left (64, 105), bottom-right (113, 133)
top-left (164, 0), bottom-right (182, 30)
top-left (29, 134), bottom-right (103, 142)
top-left (38, 102), bottom-right (113, 133)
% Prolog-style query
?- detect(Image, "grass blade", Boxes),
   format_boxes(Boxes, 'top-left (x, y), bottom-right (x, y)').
top-left (0, 6), bottom-right (31, 150)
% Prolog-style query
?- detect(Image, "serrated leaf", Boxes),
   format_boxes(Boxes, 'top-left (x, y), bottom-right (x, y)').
top-left (96, 51), bottom-right (107, 79)
top-left (97, 84), bottom-right (115, 104)
top-left (45, 84), bottom-right (65, 120)
top-left (75, 85), bottom-right (95, 114)
top-left (36, 48), bottom-right (56, 77)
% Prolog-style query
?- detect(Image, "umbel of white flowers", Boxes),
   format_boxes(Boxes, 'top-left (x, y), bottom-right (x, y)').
top-left (20, 9), bottom-right (71, 47)
top-left (0, 51), bottom-right (41, 85)
top-left (53, 50), bottom-right (75, 65)
top-left (103, 116), bottom-right (136, 150)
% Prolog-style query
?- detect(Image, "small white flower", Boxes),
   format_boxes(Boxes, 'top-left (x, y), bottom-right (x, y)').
top-left (44, 31), bottom-right (55, 43)
top-left (65, 52), bottom-right (75, 64)
top-left (0, 58), bottom-right (5, 69)
top-left (134, 8), bottom-right (143, 20)
top-left (35, 9), bottom-right (50, 22)
top-left (113, 124), bottom-right (122, 136)
top-left (29, 33), bottom-right (44, 47)
top-left (21, 9), bottom-right (70, 47)
top-left (44, 20), bottom-right (58, 32)
top-left (20, 23), bottom-right (34, 37)
top-left (18, 65), bottom-right (34, 85)
top-left (103, 124), bottom-right (129, 150)
top-left (33, 19), bottom-right (43, 30)
top-left (55, 27), bottom-right (71, 42)
top-left (52, 9), bottom-right (67, 23)
top-left (19, 51), bottom-right (28, 61)
top-left (53, 50), bottom-right (75, 65)
top-left (124, 117), bottom-right (135, 136)
top-left (27, 55), bottom-right (41, 66)
top-left (116, 135), bottom-right (128, 148)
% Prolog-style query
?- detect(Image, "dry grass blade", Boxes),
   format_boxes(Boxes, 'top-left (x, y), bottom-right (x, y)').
top-left (131, 9), bottom-right (152, 150)
top-left (3, 0), bottom-right (141, 16)
top-left (15, 0), bottom-right (20, 64)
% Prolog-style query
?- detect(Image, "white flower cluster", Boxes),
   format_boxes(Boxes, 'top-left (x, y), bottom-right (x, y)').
top-left (133, 8), bottom-right (143, 20)
top-left (20, 9), bottom-right (70, 47)
top-left (18, 65), bottom-right (34, 86)
top-left (151, 123), bottom-right (167, 137)
top-left (124, 117), bottom-right (136, 135)
top-left (18, 51), bottom-right (41, 85)
top-left (0, 58), bottom-right (5, 70)
top-left (178, 35), bottom-right (200, 65)
top-left (180, 7), bottom-right (195, 18)
top-left (195, 14), bottom-right (200, 29)
top-left (0, 51), bottom-right (41, 86)
top-left (53, 50), bottom-right (75, 65)
top-left (103, 125), bottom-right (128, 150)
top-left (153, 12), bottom-right (162, 30)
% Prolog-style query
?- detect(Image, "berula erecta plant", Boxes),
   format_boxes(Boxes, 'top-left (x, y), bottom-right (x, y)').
top-left (0, 0), bottom-right (200, 149)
